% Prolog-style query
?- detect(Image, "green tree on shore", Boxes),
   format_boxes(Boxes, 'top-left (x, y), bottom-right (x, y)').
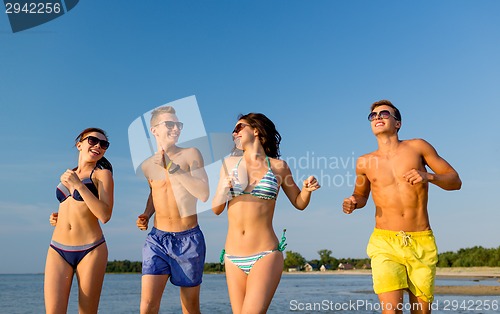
top-left (284, 251), bottom-right (306, 270)
top-left (106, 260), bottom-right (142, 273)
top-left (317, 249), bottom-right (339, 269)
top-left (437, 246), bottom-right (500, 267)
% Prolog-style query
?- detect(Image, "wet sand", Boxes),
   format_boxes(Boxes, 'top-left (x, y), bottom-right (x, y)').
top-left (287, 267), bottom-right (500, 295)
top-left (434, 285), bottom-right (500, 295)
top-left (435, 267), bottom-right (500, 295)
top-left (436, 267), bottom-right (500, 279)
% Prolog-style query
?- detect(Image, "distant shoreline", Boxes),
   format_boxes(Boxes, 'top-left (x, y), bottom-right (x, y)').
top-left (283, 267), bottom-right (500, 278)
top-left (282, 267), bottom-right (500, 295)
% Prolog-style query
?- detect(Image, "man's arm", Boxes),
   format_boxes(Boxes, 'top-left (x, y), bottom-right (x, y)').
top-left (343, 156), bottom-right (371, 214)
top-left (403, 139), bottom-right (462, 191)
top-left (137, 190), bottom-right (155, 230)
top-left (169, 148), bottom-right (209, 202)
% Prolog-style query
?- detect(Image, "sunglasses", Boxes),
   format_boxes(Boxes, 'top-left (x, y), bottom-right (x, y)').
top-left (368, 110), bottom-right (399, 122)
top-left (155, 121), bottom-right (184, 130)
top-left (232, 123), bottom-right (249, 134)
top-left (81, 135), bottom-right (110, 150)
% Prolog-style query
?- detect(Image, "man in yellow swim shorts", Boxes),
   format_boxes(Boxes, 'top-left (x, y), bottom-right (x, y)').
top-left (342, 100), bottom-right (461, 314)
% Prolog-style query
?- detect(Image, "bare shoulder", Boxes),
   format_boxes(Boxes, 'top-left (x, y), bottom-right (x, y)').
top-left (269, 158), bottom-right (290, 175)
top-left (358, 151), bottom-right (376, 159)
top-left (356, 152), bottom-right (377, 170)
top-left (94, 168), bottom-right (113, 181)
top-left (180, 147), bottom-right (203, 158)
top-left (405, 138), bottom-right (430, 145)
top-left (177, 147), bottom-right (204, 165)
top-left (403, 138), bottom-right (435, 152)
top-left (140, 156), bottom-right (155, 171)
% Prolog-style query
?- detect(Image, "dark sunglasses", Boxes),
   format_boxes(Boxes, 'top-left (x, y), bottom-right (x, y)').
top-left (232, 123), bottom-right (249, 134)
top-left (368, 110), bottom-right (399, 122)
top-left (156, 121), bottom-right (184, 130)
top-left (81, 135), bottom-right (110, 150)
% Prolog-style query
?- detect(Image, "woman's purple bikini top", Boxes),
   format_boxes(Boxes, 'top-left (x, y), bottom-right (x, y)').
top-left (56, 168), bottom-right (99, 202)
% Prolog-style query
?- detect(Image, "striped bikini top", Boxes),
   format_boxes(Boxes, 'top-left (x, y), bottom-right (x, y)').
top-left (229, 156), bottom-right (279, 200)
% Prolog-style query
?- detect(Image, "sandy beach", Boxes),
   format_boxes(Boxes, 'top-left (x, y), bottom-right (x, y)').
top-left (435, 267), bottom-right (500, 278)
top-left (435, 267), bottom-right (500, 295)
top-left (285, 267), bottom-right (500, 295)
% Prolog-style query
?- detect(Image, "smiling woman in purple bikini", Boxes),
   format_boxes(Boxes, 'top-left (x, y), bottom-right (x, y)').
top-left (212, 113), bottom-right (320, 314)
top-left (45, 127), bottom-right (114, 314)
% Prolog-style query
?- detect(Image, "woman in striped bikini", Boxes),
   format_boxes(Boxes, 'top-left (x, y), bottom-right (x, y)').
top-left (212, 113), bottom-right (320, 314)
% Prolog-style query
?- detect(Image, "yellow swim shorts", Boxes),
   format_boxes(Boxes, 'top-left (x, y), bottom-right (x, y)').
top-left (366, 228), bottom-right (438, 303)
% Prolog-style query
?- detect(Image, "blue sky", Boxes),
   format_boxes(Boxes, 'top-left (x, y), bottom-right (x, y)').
top-left (1, 1), bottom-right (499, 274)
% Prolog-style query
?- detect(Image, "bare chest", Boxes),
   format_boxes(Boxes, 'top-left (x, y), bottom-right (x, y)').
top-left (365, 153), bottom-right (424, 187)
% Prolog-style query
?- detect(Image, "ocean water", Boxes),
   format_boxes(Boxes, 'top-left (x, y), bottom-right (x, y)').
top-left (0, 273), bottom-right (499, 313)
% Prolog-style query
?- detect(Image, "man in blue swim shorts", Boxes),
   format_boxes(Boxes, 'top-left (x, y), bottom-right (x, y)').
top-left (343, 100), bottom-right (461, 314)
top-left (136, 105), bottom-right (209, 314)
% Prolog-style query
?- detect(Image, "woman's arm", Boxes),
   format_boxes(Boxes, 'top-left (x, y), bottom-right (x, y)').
top-left (278, 160), bottom-right (320, 210)
top-left (63, 168), bottom-right (114, 223)
top-left (212, 159), bottom-right (234, 215)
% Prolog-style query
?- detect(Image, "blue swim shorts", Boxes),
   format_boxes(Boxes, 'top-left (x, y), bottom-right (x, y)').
top-left (142, 225), bottom-right (206, 287)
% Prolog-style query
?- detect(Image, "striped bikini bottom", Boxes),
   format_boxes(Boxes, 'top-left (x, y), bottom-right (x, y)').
top-left (220, 229), bottom-right (287, 275)
top-left (224, 250), bottom-right (280, 274)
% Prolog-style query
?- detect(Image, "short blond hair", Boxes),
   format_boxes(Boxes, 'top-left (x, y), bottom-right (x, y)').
top-left (370, 100), bottom-right (401, 121)
top-left (150, 106), bottom-right (176, 126)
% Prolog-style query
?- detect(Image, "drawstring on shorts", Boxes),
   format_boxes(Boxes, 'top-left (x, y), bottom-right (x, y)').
top-left (396, 230), bottom-right (412, 246)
